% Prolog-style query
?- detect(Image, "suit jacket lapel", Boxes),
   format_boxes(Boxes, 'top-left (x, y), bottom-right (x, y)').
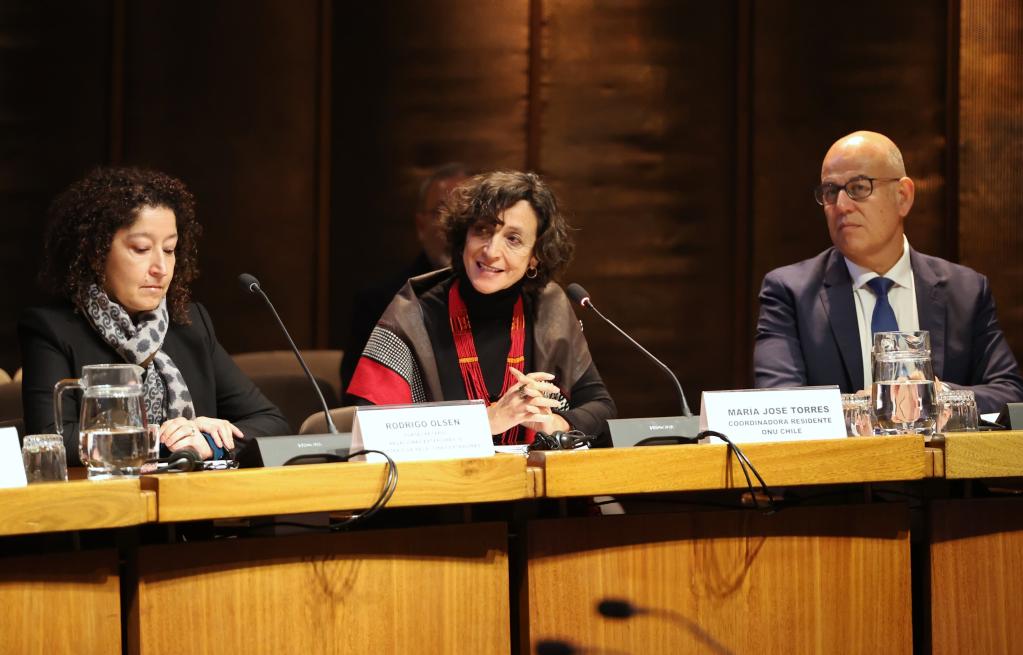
top-left (911, 249), bottom-right (948, 378)
top-left (821, 250), bottom-right (863, 391)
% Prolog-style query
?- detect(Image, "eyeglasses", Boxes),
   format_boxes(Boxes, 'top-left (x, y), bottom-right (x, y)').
top-left (814, 176), bottom-right (901, 206)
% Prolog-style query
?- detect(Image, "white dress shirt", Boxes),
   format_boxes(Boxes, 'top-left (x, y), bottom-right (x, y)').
top-left (844, 236), bottom-right (920, 389)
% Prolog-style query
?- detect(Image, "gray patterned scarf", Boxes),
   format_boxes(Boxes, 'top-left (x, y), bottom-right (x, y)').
top-left (79, 284), bottom-right (195, 425)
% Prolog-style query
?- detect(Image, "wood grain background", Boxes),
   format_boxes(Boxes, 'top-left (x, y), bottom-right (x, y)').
top-left (2, 0), bottom-right (1020, 420)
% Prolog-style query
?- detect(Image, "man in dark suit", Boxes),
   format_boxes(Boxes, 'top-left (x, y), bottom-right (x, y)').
top-left (754, 131), bottom-right (1023, 413)
top-left (340, 163), bottom-right (470, 402)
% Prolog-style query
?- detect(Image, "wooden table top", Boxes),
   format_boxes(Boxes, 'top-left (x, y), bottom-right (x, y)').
top-left (528, 435), bottom-right (926, 498)
top-left (7, 431), bottom-right (1021, 534)
top-left (940, 430), bottom-right (1023, 479)
top-left (0, 477), bottom-right (155, 536)
top-left (143, 453), bottom-right (533, 522)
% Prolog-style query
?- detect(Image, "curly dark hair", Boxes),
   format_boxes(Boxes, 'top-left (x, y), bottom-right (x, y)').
top-left (40, 166), bottom-right (201, 324)
top-left (442, 170), bottom-right (574, 292)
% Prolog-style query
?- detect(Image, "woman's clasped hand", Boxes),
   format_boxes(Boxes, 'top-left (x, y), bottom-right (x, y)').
top-left (486, 368), bottom-right (569, 436)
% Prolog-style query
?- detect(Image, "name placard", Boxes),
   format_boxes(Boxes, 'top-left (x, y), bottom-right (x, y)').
top-left (699, 386), bottom-right (846, 443)
top-left (0, 427), bottom-right (27, 488)
top-left (351, 400), bottom-right (495, 462)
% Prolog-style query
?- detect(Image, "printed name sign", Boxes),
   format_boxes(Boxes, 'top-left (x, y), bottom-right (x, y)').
top-left (351, 400), bottom-right (495, 462)
top-left (699, 386), bottom-right (846, 443)
top-left (0, 427), bottom-right (28, 488)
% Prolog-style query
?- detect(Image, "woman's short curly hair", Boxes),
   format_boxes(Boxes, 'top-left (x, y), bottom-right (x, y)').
top-left (442, 170), bottom-right (574, 292)
top-left (41, 166), bottom-right (201, 324)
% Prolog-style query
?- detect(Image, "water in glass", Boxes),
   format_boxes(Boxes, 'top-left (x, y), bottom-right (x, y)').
top-left (54, 363), bottom-right (151, 479)
top-left (871, 331), bottom-right (937, 435)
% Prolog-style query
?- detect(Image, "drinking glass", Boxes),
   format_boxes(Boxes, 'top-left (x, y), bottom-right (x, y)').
top-left (53, 364), bottom-right (149, 479)
top-left (871, 331), bottom-right (937, 435)
top-left (22, 434), bottom-right (68, 483)
top-left (938, 389), bottom-right (979, 433)
top-left (841, 394), bottom-right (874, 436)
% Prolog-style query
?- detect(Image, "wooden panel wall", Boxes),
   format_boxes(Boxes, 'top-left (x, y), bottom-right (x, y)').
top-left (749, 1), bottom-right (950, 359)
top-left (329, 1), bottom-right (530, 344)
top-left (119, 0), bottom-right (327, 352)
top-left (538, 1), bottom-right (738, 417)
top-left (958, 0), bottom-right (1023, 357)
top-left (0, 0), bottom-right (113, 374)
top-left (1, 0), bottom-right (1021, 421)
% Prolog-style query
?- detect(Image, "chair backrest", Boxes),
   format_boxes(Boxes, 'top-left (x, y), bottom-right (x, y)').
top-left (300, 406), bottom-right (357, 435)
top-left (247, 373), bottom-right (340, 434)
top-left (0, 382), bottom-right (22, 422)
top-left (233, 350), bottom-right (343, 400)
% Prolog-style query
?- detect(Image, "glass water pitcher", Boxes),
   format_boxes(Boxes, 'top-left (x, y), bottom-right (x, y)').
top-left (53, 363), bottom-right (154, 479)
top-left (871, 331), bottom-right (937, 435)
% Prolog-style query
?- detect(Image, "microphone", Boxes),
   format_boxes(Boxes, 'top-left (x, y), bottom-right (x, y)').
top-left (595, 597), bottom-right (733, 654)
top-left (239, 273), bottom-right (338, 434)
top-left (597, 598), bottom-right (640, 619)
top-left (535, 641), bottom-right (578, 655)
top-left (566, 283), bottom-right (692, 417)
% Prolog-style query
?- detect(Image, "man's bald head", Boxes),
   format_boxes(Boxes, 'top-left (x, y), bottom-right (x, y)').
top-left (823, 131), bottom-right (907, 178)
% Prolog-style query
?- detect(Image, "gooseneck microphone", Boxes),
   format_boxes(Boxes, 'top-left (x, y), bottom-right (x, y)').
top-left (595, 597), bottom-right (734, 655)
top-left (239, 273), bottom-right (338, 434)
top-left (566, 283), bottom-right (692, 417)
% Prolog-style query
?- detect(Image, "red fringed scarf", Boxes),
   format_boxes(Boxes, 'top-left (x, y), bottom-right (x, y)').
top-left (448, 279), bottom-right (534, 444)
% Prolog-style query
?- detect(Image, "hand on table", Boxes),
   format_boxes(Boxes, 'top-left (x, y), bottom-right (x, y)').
top-left (160, 416), bottom-right (243, 460)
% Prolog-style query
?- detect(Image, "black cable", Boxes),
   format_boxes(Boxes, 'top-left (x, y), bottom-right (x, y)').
top-left (279, 448), bottom-right (399, 530)
top-left (328, 449), bottom-right (398, 529)
top-left (697, 430), bottom-right (777, 513)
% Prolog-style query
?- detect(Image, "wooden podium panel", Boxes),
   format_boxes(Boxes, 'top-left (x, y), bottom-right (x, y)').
top-left (0, 549), bottom-right (121, 655)
top-left (930, 498), bottom-right (1023, 655)
top-left (941, 430), bottom-right (1023, 479)
top-left (131, 522), bottom-right (510, 655)
top-left (531, 436), bottom-right (925, 497)
top-left (0, 478), bottom-right (153, 536)
top-left (146, 455), bottom-right (531, 522)
top-left (526, 504), bottom-right (912, 654)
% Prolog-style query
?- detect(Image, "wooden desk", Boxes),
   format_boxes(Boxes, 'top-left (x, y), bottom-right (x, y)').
top-left (941, 430), bottom-right (1023, 479)
top-left (927, 430), bottom-right (1023, 654)
top-left (0, 478), bottom-right (153, 537)
top-left (530, 435), bottom-right (926, 497)
top-left (130, 522), bottom-right (510, 655)
top-left (0, 478), bottom-right (153, 654)
top-left (523, 438), bottom-right (922, 654)
top-left (131, 457), bottom-right (530, 655)
top-left (143, 454), bottom-right (531, 522)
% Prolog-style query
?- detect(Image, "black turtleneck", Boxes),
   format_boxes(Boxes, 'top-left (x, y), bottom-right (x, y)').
top-left (419, 274), bottom-right (534, 402)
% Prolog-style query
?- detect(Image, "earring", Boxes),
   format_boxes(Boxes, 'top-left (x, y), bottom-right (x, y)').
top-left (526, 266), bottom-right (538, 279)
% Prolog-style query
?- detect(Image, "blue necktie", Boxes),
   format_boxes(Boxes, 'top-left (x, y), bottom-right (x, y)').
top-left (866, 277), bottom-right (899, 334)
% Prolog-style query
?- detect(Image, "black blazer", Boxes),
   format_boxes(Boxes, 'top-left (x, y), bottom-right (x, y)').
top-left (19, 302), bottom-right (290, 464)
top-left (754, 246), bottom-right (1023, 414)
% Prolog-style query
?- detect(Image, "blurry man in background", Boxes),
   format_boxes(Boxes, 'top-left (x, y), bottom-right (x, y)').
top-left (754, 130), bottom-right (1023, 413)
top-left (340, 163), bottom-right (470, 402)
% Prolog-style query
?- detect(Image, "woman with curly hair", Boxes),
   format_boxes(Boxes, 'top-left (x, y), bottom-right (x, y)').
top-left (347, 170), bottom-right (616, 444)
top-left (19, 166), bottom-right (288, 464)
